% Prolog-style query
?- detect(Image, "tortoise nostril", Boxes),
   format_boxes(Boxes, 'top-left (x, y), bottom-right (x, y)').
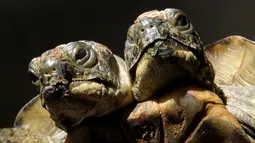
top-left (40, 58), bottom-right (62, 77)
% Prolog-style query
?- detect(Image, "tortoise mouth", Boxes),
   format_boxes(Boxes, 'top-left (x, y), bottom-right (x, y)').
top-left (147, 38), bottom-right (166, 49)
top-left (42, 77), bottom-right (114, 98)
top-left (70, 78), bottom-right (113, 89)
top-left (42, 83), bottom-right (69, 103)
top-left (41, 77), bottom-right (118, 129)
top-left (143, 36), bottom-right (167, 49)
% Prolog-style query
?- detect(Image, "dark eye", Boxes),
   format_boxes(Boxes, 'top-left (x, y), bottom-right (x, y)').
top-left (29, 71), bottom-right (39, 83)
top-left (177, 16), bottom-right (188, 26)
top-left (75, 48), bottom-right (87, 60)
top-left (72, 42), bottom-right (98, 68)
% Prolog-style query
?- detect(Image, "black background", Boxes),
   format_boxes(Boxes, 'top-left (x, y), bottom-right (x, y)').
top-left (1, 0), bottom-right (255, 127)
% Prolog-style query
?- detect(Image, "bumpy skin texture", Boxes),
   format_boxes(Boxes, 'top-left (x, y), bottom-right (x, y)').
top-left (4, 9), bottom-right (253, 143)
top-left (28, 41), bottom-right (133, 131)
top-left (22, 40), bottom-right (251, 143)
top-left (124, 8), bottom-right (224, 102)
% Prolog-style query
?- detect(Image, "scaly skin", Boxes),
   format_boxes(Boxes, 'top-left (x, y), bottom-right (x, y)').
top-left (23, 40), bottom-right (251, 142)
top-left (124, 8), bottom-right (224, 102)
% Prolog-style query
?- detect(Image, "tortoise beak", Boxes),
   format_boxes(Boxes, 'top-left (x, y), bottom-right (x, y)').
top-left (39, 58), bottom-right (73, 106)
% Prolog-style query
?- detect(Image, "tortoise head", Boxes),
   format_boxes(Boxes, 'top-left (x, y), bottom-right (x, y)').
top-left (124, 8), bottom-right (220, 102)
top-left (28, 41), bottom-right (133, 131)
top-left (124, 8), bottom-right (203, 71)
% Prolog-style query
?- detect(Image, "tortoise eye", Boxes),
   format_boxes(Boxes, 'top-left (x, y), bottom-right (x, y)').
top-left (176, 16), bottom-right (188, 27)
top-left (72, 42), bottom-right (98, 68)
top-left (75, 48), bottom-right (87, 61)
top-left (174, 13), bottom-right (193, 34)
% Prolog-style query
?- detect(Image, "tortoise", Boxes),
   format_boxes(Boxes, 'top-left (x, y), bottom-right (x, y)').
top-left (1, 8), bottom-right (255, 143)
top-left (1, 40), bottom-right (252, 143)
top-left (124, 8), bottom-right (255, 139)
